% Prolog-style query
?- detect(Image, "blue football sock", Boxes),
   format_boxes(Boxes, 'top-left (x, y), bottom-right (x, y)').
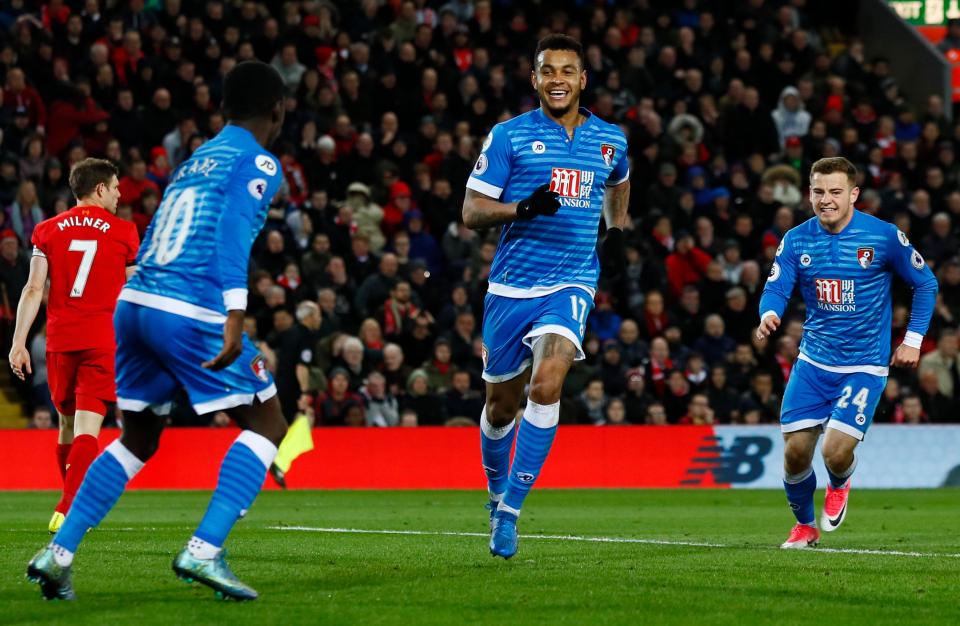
top-left (193, 431), bottom-right (276, 548)
top-left (826, 453), bottom-right (857, 489)
top-left (783, 467), bottom-right (817, 526)
top-left (500, 400), bottom-right (559, 516)
top-left (480, 407), bottom-right (517, 500)
top-left (55, 441), bottom-right (144, 553)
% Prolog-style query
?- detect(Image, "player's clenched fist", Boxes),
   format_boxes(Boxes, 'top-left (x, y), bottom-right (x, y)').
top-left (890, 344), bottom-right (921, 368)
top-left (756, 313), bottom-right (780, 341)
top-left (515, 183), bottom-right (561, 220)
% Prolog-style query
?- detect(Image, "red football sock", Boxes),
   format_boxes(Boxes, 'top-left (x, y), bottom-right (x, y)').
top-left (56, 443), bottom-right (72, 481)
top-left (56, 435), bottom-right (99, 514)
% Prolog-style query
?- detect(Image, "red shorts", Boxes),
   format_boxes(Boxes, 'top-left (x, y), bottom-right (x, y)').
top-left (47, 348), bottom-right (116, 416)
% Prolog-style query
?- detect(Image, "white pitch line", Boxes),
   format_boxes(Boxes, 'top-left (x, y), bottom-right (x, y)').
top-left (269, 526), bottom-right (960, 559)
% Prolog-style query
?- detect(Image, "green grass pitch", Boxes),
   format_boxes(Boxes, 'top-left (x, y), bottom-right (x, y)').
top-left (1, 489), bottom-right (958, 625)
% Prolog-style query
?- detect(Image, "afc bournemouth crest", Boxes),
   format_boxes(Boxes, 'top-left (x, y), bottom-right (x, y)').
top-left (250, 354), bottom-right (269, 382)
top-left (856, 247), bottom-right (874, 269)
top-left (601, 143), bottom-right (615, 166)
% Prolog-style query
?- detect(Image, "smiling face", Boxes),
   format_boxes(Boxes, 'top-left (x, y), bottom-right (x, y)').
top-left (810, 171), bottom-right (858, 233)
top-left (532, 48), bottom-right (586, 119)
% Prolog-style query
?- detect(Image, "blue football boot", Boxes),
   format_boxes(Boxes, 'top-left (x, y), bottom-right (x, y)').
top-left (489, 510), bottom-right (519, 559)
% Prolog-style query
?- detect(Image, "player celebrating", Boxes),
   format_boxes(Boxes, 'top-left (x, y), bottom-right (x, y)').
top-left (757, 157), bottom-right (937, 548)
top-left (463, 35), bottom-right (630, 559)
top-left (26, 61), bottom-right (289, 601)
top-left (8, 159), bottom-right (139, 535)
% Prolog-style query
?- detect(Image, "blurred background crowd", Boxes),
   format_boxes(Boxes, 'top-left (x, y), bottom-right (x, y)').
top-left (1, 0), bottom-right (958, 430)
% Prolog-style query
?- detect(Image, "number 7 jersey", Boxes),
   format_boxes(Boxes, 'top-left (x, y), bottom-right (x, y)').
top-left (122, 125), bottom-right (283, 321)
top-left (32, 205), bottom-right (140, 352)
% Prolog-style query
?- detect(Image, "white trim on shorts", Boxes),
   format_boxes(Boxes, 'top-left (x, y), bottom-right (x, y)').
top-left (191, 383), bottom-right (277, 415)
top-left (482, 358), bottom-right (532, 383)
top-left (798, 353), bottom-right (888, 377)
top-left (780, 417), bottom-right (826, 434)
top-left (116, 398), bottom-right (173, 416)
top-left (827, 419), bottom-right (866, 441)
top-left (487, 282), bottom-right (596, 300)
top-left (523, 324), bottom-right (585, 360)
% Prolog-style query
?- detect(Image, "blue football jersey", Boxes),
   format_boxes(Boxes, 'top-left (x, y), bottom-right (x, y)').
top-left (466, 107), bottom-right (629, 299)
top-left (759, 210), bottom-right (938, 370)
top-left (121, 125), bottom-right (282, 320)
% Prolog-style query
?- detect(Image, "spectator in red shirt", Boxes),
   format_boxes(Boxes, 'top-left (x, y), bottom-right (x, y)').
top-left (117, 158), bottom-right (159, 212)
top-left (46, 85), bottom-right (110, 158)
top-left (4, 68), bottom-right (46, 133)
top-left (665, 231), bottom-right (712, 300)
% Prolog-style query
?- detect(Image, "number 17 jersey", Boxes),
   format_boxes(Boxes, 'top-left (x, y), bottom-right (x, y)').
top-left (122, 125), bottom-right (283, 321)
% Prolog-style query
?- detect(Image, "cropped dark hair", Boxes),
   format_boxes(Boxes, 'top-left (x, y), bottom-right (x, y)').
top-left (69, 158), bottom-right (119, 200)
top-left (534, 34), bottom-right (583, 67)
top-left (222, 60), bottom-right (285, 122)
top-left (810, 157), bottom-right (858, 185)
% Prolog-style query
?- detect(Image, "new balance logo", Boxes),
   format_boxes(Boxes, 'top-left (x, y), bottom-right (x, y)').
top-left (683, 435), bottom-right (774, 485)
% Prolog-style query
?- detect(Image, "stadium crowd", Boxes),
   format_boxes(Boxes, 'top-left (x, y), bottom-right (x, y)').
top-left (1, 0), bottom-right (958, 429)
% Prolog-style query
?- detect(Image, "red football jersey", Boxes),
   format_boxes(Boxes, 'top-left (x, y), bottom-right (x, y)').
top-left (31, 205), bottom-right (140, 352)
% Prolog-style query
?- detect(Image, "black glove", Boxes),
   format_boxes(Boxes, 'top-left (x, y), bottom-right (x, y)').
top-left (515, 183), bottom-right (561, 220)
top-left (601, 227), bottom-right (626, 278)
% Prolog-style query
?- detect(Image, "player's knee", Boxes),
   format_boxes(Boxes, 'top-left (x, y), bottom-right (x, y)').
top-left (528, 372), bottom-right (563, 405)
top-left (783, 445), bottom-right (813, 475)
top-left (486, 398), bottom-right (518, 427)
top-left (120, 434), bottom-right (160, 462)
top-left (821, 442), bottom-right (853, 472)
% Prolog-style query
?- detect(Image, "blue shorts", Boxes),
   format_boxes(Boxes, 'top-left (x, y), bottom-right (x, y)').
top-left (114, 300), bottom-right (276, 415)
top-left (481, 287), bottom-right (593, 383)
top-left (780, 357), bottom-right (887, 441)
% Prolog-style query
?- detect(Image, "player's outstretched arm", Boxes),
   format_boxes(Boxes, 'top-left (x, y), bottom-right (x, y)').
top-left (8, 255), bottom-right (48, 380)
top-left (756, 231), bottom-right (799, 341)
top-left (462, 186), bottom-right (560, 229)
top-left (887, 226), bottom-right (938, 368)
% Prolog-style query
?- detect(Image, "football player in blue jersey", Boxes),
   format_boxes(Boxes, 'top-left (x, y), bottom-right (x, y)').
top-left (757, 157), bottom-right (937, 549)
top-left (462, 34), bottom-right (630, 559)
top-left (26, 61), bottom-right (289, 601)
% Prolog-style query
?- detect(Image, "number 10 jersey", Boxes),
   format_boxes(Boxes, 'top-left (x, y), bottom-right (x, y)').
top-left (121, 125), bottom-right (283, 323)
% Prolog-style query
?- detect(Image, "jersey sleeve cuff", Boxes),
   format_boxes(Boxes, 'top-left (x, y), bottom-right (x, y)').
top-left (903, 331), bottom-right (924, 349)
top-left (31, 246), bottom-right (46, 258)
top-left (760, 310), bottom-right (779, 322)
top-left (606, 169), bottom-right (630, 186)
top-left (465, 177), bottom-right (503, 199)
top-left (223, 288), bottom-right (248, 311)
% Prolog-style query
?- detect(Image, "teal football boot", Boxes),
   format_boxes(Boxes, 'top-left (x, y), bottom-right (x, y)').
top-left (172, 548), bottom-right (258, 601)
top-left (26, 545), bottom-right (76, 600)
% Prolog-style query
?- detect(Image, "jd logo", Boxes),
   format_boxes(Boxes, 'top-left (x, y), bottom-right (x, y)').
top-left (683, 436), bottom-right (774, 485)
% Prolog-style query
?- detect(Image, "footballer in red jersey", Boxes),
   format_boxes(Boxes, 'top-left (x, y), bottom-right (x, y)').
top-left (8, 158), bottom-right (139, 533)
